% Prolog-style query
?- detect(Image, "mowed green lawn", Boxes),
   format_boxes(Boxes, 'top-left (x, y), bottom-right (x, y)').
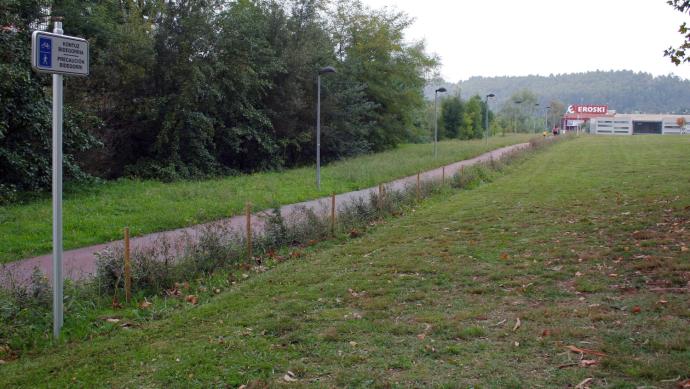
top-left (0, 135), bottom-right (531, 263)
top-left (2, 135), bottom-right (690, 387)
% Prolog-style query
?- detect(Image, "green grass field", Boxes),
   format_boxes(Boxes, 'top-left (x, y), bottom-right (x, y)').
top-left (1, 135), bottom-right (689, 387)
top-left (0, 135), bottom-right (531, 263)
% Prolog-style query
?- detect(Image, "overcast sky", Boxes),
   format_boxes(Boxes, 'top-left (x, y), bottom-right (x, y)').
top-left (360, 0), bottom-right (690, 82)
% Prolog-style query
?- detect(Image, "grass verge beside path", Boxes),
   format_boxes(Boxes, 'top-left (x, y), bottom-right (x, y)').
top-left (1, 135), bottom-right (689, 387)
top-left (0, 135), bottom-right (530, 263)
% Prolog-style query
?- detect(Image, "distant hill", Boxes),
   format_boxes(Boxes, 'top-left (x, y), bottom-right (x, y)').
top-left (426, 70), bottom-right (690, 114)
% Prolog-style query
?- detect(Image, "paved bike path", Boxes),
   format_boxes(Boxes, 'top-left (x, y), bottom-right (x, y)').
top-left (1, 143), bottom-right (529, 284)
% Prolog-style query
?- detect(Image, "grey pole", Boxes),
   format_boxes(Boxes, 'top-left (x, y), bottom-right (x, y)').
top-left (52, 17), bottom-right (64, 339)
top-left (433, 87), bottom-right (446, 158)
top-left (315, 66), bottom-right (336, 190)
top-left (484, 93), bottom-right (494, 145)
top-left (316, 74), bottom-right (321, 190)
top-left (545, 106), bottom-right (550, 132)
top-left (434, 92), bottom-right (438, 158)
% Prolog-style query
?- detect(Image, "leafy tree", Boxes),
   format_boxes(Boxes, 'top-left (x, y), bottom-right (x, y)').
top-left (665, 0), bottom-right (690, 65)
top-left (461, 95), bottom-right (483, 139)
top-left (440, 96), bottom-right (463, 138)
top-left (499, 90), bottom-right (538, 132)
top-left (1, 0), bottom-right (439, 196)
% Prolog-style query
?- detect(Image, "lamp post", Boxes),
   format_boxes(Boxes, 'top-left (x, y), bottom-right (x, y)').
top-left (484, 93), bottom-right (495, 145)
top-left (434, 87), bottom-right (447, 158)
top-left (533, 103), bottom-right (540, 133)
top-left (513, 100), bottom-right (523, 132)
top-left (545, 105), bottom-right (551, 132)
top-left (316, 66), bottom-right (336, 190)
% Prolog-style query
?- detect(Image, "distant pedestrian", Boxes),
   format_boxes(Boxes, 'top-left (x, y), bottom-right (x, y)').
top-left (552, 126), bottom-right (559, 136)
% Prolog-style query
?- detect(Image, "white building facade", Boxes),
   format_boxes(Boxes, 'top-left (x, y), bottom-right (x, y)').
top-left (590, 114), bottom-right (690, 135)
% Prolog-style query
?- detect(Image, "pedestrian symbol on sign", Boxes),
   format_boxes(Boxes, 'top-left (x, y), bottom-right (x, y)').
top-left (38, 37), bottom-right (52, 67)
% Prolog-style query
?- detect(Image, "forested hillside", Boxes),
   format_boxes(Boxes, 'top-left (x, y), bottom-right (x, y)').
top-left (0, 0), bottom-right (436, 200)
top-left (429, 71), bottom-right (690, 114)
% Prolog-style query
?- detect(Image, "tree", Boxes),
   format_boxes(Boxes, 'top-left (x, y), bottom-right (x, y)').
top-left (440, 96), bottom-right (463, 139)
top-left (547, 100), bottom-right (566, 130)
top-left (665, 0), bottom-right (690, 65)
top-left (499, 90), bottom-right (539, 132)
top-left (461, 95), bottom-right (483, 139)
top-left (1, 0), bottom-right (438, 196)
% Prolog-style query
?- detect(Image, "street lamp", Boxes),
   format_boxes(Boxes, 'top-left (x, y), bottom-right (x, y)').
top-left (513, 100), bottom-right (523, 132)
top-left (545, 105), bottom-right (551, 133)
top-left (316, 66), bottom-right (336, 190)
top-left (484, 93), bottom-right (495, 145)
top-left (434, 87), bottom-right (447, 158)
top-left (533, 103), bottom-right (540, 133)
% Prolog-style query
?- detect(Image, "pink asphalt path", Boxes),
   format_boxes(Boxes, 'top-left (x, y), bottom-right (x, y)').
top-left (1, 143), bottom-right (529, 285)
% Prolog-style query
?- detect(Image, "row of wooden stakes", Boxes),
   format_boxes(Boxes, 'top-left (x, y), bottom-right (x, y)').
top-left (120, 164), bottom-right (461, 302)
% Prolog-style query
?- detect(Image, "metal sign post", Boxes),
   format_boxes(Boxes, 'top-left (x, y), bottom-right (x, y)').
top-left (31, 18), bottom-right (89, 338)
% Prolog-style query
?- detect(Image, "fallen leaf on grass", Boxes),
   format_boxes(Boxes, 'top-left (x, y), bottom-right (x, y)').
top-left (185, 295), bottom-right (199, 305)
top-left (512, 317), bottom-right (521, 331)
top-left (500, 252), bottom-right (509, 260)
top-left (632, 306), bottom-right (641, 314)
top-left (283, 371), bottom-right (298, 382)
top-left (174, 281), bottom-right (190, 290)
top-left (541, 329), bottom-right (551, 337)
top-left (417, 333), bottom-right (426, 340)
top-left (349, 229), bottom-right (362, 238)
top-left (580, 359), bottom-right (599, 367)
top-left (349, 341), bottom-right (357, 347)
top-left (165, 287), bottom-right (181, 297)
top-left (348, 288), bottom-right (366, 298)
top-left (565, 345), bottom-right (607, 357)
top-left (575, 377), bottom-right (593, 389)
top-left (139, 299), bottom-right (152, 309)
top-left (676, 379), bottom-right (690, 388)
top-left (105, 317), bottom-right (120, 323)
top-left (658, 300), bottom-right (669, 305)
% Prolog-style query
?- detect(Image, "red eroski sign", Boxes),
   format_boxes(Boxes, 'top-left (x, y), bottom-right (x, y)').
top-left (565, 104), bottom-right (609, 116)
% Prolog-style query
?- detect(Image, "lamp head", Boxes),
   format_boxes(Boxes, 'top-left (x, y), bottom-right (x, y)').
top-left (486, 93), bottom-right (495, 98)
top-left (435, 87), bottom-right (447, 93)
top-left (319, 66), bottom-right (336, 75)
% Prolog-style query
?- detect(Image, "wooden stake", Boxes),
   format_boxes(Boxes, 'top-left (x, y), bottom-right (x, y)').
top-left (442, 166), bottom-right (445, 185)
top-left (331, 192), bottom-right (336, 236)
top-left (378, 183), bottom-right (383, 209)
top-left (124, 227), bottom-right (131, 303)
top-left (245, 202), bottom-right (252, 259)
top-left (416, 172), bottom-right (421, 202)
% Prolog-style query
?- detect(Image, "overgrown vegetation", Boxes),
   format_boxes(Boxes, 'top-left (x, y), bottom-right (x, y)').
top-left (0, 135), bottom-right (553, 360)
top-left (1, 0), bottom-right (439, 198)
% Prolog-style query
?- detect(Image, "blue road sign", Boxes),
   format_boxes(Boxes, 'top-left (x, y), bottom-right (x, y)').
top-left (39, 36), bottom-right (52, 67)
top-left (31, 31), bottom-right (89, 76)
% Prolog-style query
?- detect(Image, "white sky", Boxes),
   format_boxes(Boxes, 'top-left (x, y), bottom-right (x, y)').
top-left (361, 0), bottom-right (690, 82)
